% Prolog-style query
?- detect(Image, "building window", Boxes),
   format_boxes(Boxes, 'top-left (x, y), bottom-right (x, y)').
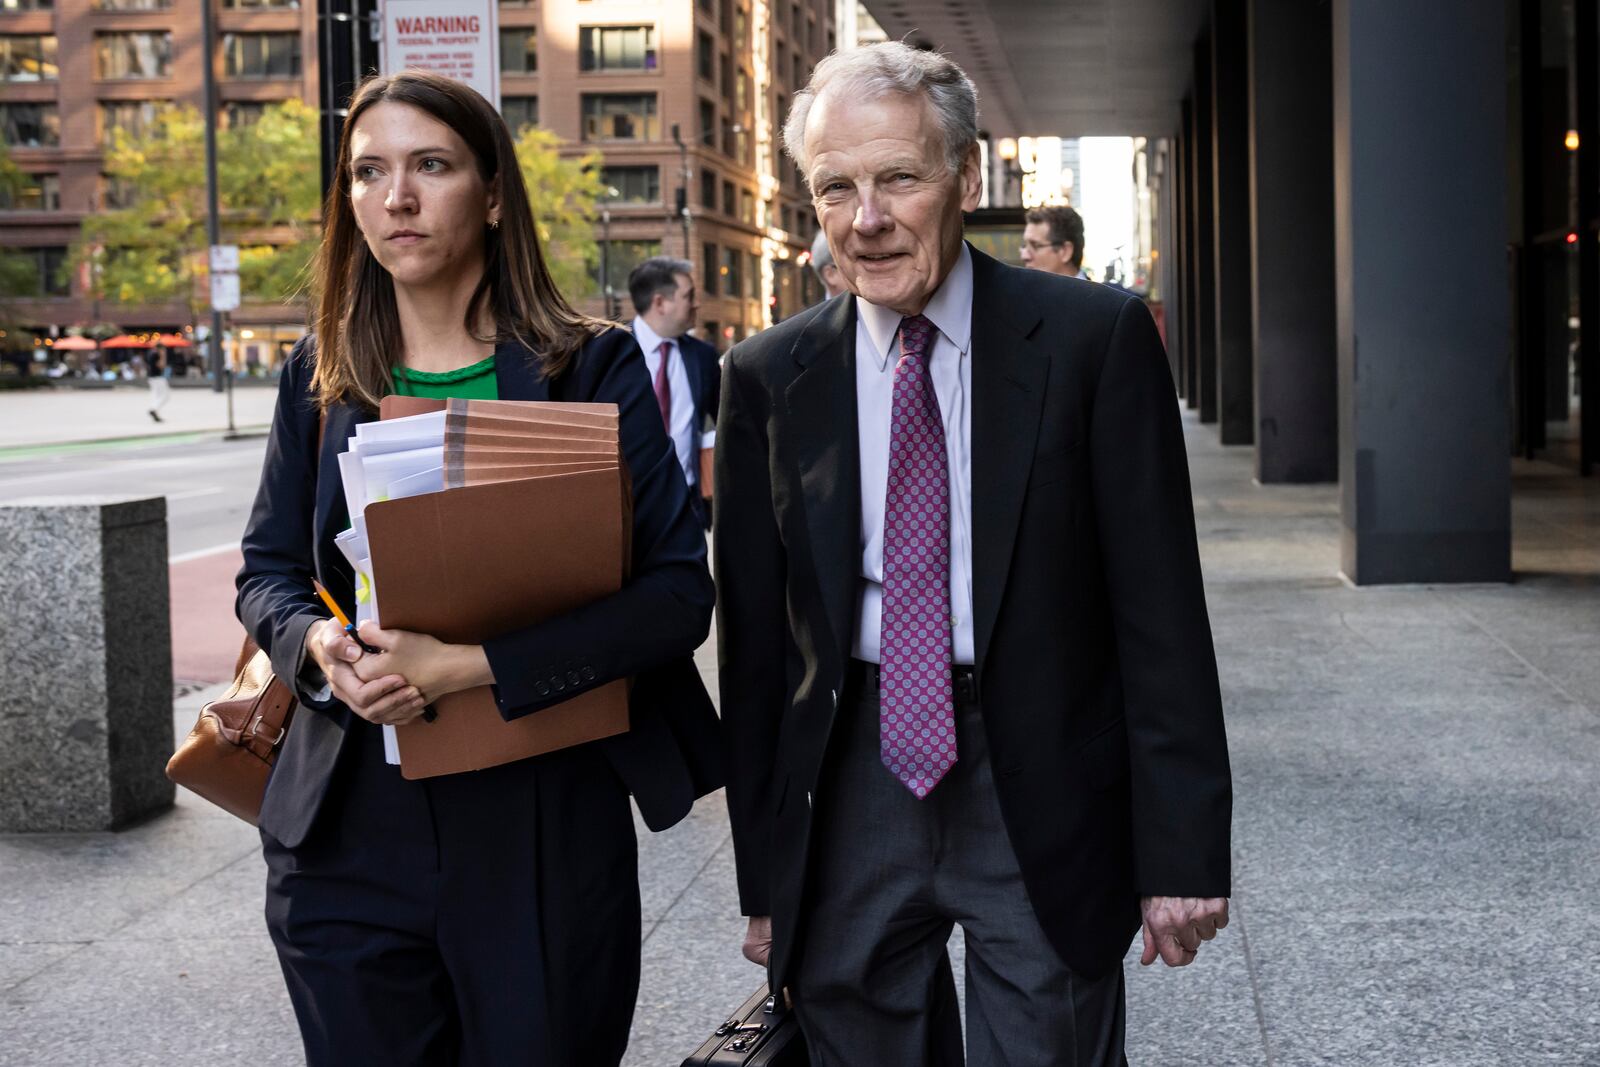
top-left (223, 33), bottom-right (301, 79)
top-left (221, 101), bottom-right (267, 129)
top-left (580, 26), bottom-right (656, 72)
top-left (0, 0), bottom-right (52, 9)
top-left (721, 246), bottom-right (741, 298)
top-left (720, 54), bottom-right (733, 103)
top-left (501, 29), bottom-right (537, 74)
top-left (734, 6), bottom-right (747, 47)
top-left (501, 95), bottom-right (538, 132)
top-left (722, 180), bottom-right (735, 218)
top-left (1, 103), bottom-right (59, 147)
top-left (99, 101), bottom-right (165, 147)
top-left (698, 99), bottom-right (716, 147)
top-left (702, 243), bottom-right (718, 296)
top-left (744, 250), bottom-right (758, 298)
top-left (95, 0), bottom-right (172, 9)
top-left (792, 52), bottom-right (803, 91)
top-left (697, 31), bottom-right (714, 83)
top-left (102, 173), bottom-right (140, 209)
top-left (599, 239), bottom-right (661, 296)
top-left (0, 172), bottom-right (58, 211)
top-left (601, 165), bottom-right (659, 203)
top-left (222, 0), bottom-right (299, 7)
top-left (700, 167), bottom-right (717, 209)
top-left (792, 1), bottom-right (803, 38)
top-left (775, 41), bottom-right (786, 87)
top-left (704, 320), bottom-right (721, 351)
top-left (1, 35), bottom-right (57, 82)
top-left (735, 68), bottom-right (748, 113)
top-left (95, 32), bottom-right (173, 79)
top-left (581, 94), bottom-right (656, 141)
top-left (17, 246), bottom-right (69, 296)
top-left (739, 188), bottom-right (755, 226)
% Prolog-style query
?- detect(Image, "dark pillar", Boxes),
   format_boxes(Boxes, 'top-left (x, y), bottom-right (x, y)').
top-left (1333, 0), bottom-right (1510, 584)
top-left (1211, 0), bottom-right (1254, 445)
top-left (1579, 0), bottom-right (1599, 475)
top-left (1193, 31), bottom-right (1219, 423)
top-left (1171, 125), bottom-right (1189, 400)
top-left (1181, 97), bottom-right (1200, 408)
top-left (1247, 0), bottom-right (1337, 482)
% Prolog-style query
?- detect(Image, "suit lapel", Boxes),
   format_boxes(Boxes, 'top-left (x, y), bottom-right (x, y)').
top-left (968, 250), bottom-right (1048, 677)
top-left (784, 295), bottom-right (861, 672)
top-left (493, 340), bottom-right (551, 401)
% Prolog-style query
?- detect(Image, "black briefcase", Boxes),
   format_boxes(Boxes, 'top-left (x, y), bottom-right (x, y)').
top-left (680, 982), bottom-right (808, 1066)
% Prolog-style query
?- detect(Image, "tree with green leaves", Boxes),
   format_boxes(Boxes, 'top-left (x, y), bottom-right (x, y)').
top-left (513, 125), bottom-right (603, 302)
top-left (70, 99), bottom-right (320, 315)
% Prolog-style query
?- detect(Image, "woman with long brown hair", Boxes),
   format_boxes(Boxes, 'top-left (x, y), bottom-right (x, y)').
top-left (235, 71), bottom-right (723, 1065)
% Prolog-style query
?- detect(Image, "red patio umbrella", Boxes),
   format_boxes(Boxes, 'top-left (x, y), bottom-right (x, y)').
top-left (49, 336), bottom-right (98, 351)
top-left (101, 335), bottom-right (153, 349)
top-left (157, 333), bottom-right (192, 347)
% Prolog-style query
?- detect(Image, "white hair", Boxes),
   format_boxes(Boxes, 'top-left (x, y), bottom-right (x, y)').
top-left (809, 229), bottom-right (834, 273)
top-left (782, 41), bottom-right (979, 184)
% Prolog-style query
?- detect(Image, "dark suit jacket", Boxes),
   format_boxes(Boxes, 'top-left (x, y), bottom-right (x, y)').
top-left (678, 332), bottom-right (721, 503)
top-left (237, 327), bottom-right (724, 850)
top-left (714, 246), bottom-right (1232, 988)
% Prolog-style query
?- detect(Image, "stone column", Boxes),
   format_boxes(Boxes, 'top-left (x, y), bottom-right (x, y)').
top-left (1248, 0), bottom-right (1337, 482)
top-left (1333, 0), bottom-right (1511, 583)
top-left (0, 497), bottom-right (175, 831)
top-left (1193, 30), bottom-right (1219, 423)
top-left (1212, 0), bottom-right (1255, 445)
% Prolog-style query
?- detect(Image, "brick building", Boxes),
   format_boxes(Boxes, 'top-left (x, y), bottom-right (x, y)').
top-left (0, 0), bottom-right (830, 371)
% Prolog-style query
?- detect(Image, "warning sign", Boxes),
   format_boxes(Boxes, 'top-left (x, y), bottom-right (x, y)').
top-left (380, 0), bottom-right (500, 109)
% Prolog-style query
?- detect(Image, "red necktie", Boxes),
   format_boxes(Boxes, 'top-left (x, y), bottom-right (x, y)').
top-left (654, 340), bottom-right (672, 430)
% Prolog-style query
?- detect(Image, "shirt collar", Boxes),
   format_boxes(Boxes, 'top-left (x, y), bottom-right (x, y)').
top-left (855, 242), bottom-right (974, 371)
top-left (631, 316), bottom-right (674, 359)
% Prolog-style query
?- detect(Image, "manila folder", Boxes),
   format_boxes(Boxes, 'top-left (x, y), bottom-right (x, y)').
top-left (365, 467), bottom-right (631, 779)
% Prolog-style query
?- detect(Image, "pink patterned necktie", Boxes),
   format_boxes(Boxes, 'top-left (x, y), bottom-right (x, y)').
top-left (654, 340), bottom-right (673, 429)
top-left (879, 313), bottom-right (956, 798)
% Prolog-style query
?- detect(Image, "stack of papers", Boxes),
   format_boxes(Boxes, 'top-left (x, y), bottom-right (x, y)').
top-left (336, 396), bottom-right (632, 779)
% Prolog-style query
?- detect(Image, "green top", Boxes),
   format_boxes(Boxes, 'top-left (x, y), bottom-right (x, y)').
top-left (390, 353), bottom-right (499, 400)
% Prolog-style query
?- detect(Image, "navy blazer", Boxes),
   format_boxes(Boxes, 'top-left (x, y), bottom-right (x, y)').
top-left (237, 327), bottom-right (725, 850)
top-left (677, 333), bottom-right (721, 502)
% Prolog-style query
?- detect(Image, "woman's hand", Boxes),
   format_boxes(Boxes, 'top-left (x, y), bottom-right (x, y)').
top-left (347, 620), bottom-right (493, 707)
top-left (303, 617), bottom-right (428, 725)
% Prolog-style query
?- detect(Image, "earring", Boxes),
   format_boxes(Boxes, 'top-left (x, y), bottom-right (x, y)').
top-left (489, 218), bottom-right (500, 230)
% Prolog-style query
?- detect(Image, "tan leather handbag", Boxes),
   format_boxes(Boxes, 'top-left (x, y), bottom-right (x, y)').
top-left (166, 636), bottom-right (296, 825)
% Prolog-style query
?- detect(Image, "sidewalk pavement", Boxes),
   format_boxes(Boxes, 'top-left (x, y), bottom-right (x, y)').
top-left (3, 411), bottom-right (1598, 1065)
top-left (0, 384), bottom-right (278, 452)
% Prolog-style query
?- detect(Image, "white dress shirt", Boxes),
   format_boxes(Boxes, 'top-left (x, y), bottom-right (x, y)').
top-left (852, 244), bottom-right (975, 666)
top-left (632, 316), bottom-right (697, 486)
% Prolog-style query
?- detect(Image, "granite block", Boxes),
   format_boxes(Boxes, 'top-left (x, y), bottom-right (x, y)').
top-left (0, 497), bottom-right (173, 831)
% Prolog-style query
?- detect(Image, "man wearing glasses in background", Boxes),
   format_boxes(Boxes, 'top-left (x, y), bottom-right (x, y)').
top-left (1020, 205), bottom-right (1086, 279)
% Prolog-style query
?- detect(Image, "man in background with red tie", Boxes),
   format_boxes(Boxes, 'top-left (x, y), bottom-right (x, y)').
top-left (714, 42), bottom-right (1233, 1066)
top-left (627, 257), bottom-right (719, 528)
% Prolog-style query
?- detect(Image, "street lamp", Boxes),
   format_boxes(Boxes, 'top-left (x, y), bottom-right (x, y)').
top-left (671, 124), bottom-right (692, 256)
top-left (599, 185), bottom-right (620, 320)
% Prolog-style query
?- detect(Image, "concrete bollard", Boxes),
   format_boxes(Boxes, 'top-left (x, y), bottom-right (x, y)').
top-left (0, 496), bottom-right (174, 831)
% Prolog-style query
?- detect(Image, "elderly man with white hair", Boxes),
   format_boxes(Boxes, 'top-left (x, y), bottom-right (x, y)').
top-left (713, 41), bottom-right (1233, 1066)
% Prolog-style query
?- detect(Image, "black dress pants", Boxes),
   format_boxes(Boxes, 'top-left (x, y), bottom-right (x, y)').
top-left (792, 663), bottom-right (1127, 1067)
top-left (262, 720), bottom-right (641, 1067)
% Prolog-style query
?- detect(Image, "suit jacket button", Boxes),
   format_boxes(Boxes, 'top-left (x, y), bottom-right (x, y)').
top-left (581, 666), bottom-right (597, 682)
top-left (566, 670), bottom-right (582, 687)
top-left (534, 681), bottom-right (551, 698)
top-left (552, 676), bottom-right (567, 692)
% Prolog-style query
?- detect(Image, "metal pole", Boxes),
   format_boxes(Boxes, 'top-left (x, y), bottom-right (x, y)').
top-left (672, 124), bottom-right (691, 257)
top-left (200, 0), bottom-right (225, 394)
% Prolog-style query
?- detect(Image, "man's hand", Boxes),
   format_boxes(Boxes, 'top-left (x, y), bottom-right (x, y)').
top-left (1139, 896), bottom-right (1228, 967)
top-left (303, 617), bottom-right (423, 725)
top-left (742, 915), bottom-right (773, 967)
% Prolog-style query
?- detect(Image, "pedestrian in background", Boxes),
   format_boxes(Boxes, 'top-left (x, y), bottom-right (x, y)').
top-left (810, 228), bottom-right (848, 299)
top-left (235, 70), bottom-right (722, 1067)
top-left (1020, 204), bottom-right (1086, 279)
top-left (627, 256), bottom-right (719, 527)
top-left (146, 345), bottom-right (170, 422)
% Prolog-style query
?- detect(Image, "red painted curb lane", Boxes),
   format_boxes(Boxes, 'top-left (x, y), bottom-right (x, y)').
top-left (170, 548), bottom-right (246, 684)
